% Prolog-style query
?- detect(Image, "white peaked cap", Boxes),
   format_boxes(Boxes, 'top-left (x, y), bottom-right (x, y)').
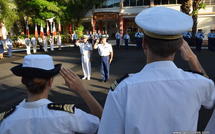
top-left (22, 55), bottom-right (54, 70)
top-left (135, 6), bottom-right (193, 40)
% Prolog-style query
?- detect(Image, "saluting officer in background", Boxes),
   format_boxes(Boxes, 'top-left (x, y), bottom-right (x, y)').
top-left (94, 35), bottom-right (113, 82)
top-left (76, 35), bottom-right (93, 80)
top-left (208, 29), bottom-right (215, 51)
top-left (195, 29), bottom-right (204, 51)
top-left (135, 29), bottom-right (144, 48)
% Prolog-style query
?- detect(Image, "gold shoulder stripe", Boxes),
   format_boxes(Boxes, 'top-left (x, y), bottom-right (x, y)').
top-left (48, 103), bottom-right (75, 114)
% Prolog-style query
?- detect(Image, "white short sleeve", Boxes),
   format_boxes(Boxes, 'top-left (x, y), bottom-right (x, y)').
top-left (98, 82), bottom-right (127, 134)
top-left (109, 44), bottom-right (113, 53)
top-left (67, 108), bottom-right (100, 134)
top-left (198, 79), bottom-right (215, 109)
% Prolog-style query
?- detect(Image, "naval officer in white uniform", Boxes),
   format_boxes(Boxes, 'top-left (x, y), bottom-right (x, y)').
top-left (0, 55), bottom-right (102, 134)
top-left (76, 35), bottom-right (93, 80)
top-left (98, 7), bottom-right (215, 134)
top-left (94, 35), bottom-right (113, 82)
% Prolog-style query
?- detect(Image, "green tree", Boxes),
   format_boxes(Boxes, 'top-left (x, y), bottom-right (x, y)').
top-left (0, 0), bottom-right (19, 30)
top-left (181, 0), bottom-right (206, 46)
top-left (181, 0), bottom-right (192, 14)
top-left (15, 0), bottom-right (62, 27)
top-left (64, 0), bottom-right (104, 27)
top-left (191, 0), bottom-right (206, 38)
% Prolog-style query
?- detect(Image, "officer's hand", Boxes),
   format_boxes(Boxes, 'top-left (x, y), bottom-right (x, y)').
top-left (96, 39), bottom-right (99, 43)
top-left (60, 68), bottom-right (86, 94)
top-left (180, 40), bottom-right (196, 61)
top-left (109, 58), bottom-right (113, 64)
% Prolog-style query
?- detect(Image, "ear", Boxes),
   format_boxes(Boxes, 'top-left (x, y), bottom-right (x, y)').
top-left (142, 38), bottom-right (148, 50)
top-left (47, 78), bottom-right (54, 88)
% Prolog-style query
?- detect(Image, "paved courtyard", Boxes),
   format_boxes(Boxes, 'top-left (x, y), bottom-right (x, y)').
top-left (0, 46), bottom-right (215, 131)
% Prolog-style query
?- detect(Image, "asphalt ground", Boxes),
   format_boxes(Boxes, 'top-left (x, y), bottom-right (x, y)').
top-left (0, 46), bottom-right (215, 131)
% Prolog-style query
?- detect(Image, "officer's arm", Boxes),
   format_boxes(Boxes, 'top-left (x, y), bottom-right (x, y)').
top-left (180, 40), bottom-right (208, 77)
top-left (60, 68), bottom-right (103, 118)
top-left (93, 39), bottom-right (99, 49)
top-left (76, 40), bottom-right (80, 47)
top-left (110, 51), bottom-right (113, 63)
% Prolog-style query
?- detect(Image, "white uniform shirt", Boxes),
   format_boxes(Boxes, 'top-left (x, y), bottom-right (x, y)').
top-left (38, 37), bottom-right (43, 43)
top-left (123, 34), bottom-right (130, 40)
top-left (6, 39), bottom-right (12, 46)
top-left (25, 38), bottom-right (31, 46)
top-left (0, 99), bottom-right (99, 134)
top-left (57, 35), bottom-right (62, 45)
top-left (31, 37), bottom-right (37, 45)
top-left (115, 33), bottom-right (121, 39)
top-left (78, 42), bottom-right (92, 57)
top-left (98, 61), bottom-right (215, 134)
top-left (95, 43), bottom-right (113, 56)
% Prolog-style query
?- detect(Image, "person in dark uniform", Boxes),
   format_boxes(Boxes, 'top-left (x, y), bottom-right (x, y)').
top-left (135, 29), bottom-right (144, 48)
top-left (0, 55), bottom-right (102, 134)
top-left (208, 29), bottom-right (215, 51)
top-left (123, 32), bottom-right (130, 49)
top-left (88, 31), bottom-right (93, 44)
top-left (195, 29), bottom-right (204, 51)
top-left (183, 31), bottom-right (192, 45)
top-left (0, 37), bottom-right (4, 59)
top-left (115, 31), bottom-right (121, 49)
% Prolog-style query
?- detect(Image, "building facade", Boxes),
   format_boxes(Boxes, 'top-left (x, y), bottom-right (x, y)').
top-left (83, 0), bottom-right (215, 39)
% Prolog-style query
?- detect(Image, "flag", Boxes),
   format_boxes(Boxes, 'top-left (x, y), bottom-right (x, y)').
top-left (35, 24), bottom-right (38, 38)
top-left (69, 24), bottom-right (72, 34)
top-left (53, 22), bottom-right (57, 36)
top-left (58, 21), bottom-right (61, 33)
top-left (47, 22), bottom-right (50, 36)
top-left (40, 23), bottom-right (44, 37)
top-left (26, 21), bottom-right (30, 37)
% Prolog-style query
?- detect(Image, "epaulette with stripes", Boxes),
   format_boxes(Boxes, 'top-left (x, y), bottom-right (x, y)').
top-left (0, 107), bottom-right (16, 121)
top-left (48, 103), bottom-right (75, 113)
top-left (110, 74), bottom-right (129, 91)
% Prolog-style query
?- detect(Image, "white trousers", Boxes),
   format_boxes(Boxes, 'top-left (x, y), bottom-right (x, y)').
top-left (32, 43), bottom-right (37, 53)
top-left (43, 43), bottom-right (48, 52)
top-left (50, 43), bottom-right (54, 51)
top-left (81, 55), bottom-right (91, 78)
top-left (26, 45), bottom-right (31, 55)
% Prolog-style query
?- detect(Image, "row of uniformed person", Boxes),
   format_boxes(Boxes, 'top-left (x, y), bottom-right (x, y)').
top-left (208, 29), bottom-right (215, 51)
top-left (24, 34), bottom-right (62, 55)
top-left (115, 31), bottom-right (144, 49)
top-left (183, 29), bottom-right (215, 51)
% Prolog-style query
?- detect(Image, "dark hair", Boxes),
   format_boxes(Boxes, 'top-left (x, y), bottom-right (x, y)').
top-left (22, 77), bottom-right (50, 94)
top-left (144, 35), bottom-right (183, 57)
